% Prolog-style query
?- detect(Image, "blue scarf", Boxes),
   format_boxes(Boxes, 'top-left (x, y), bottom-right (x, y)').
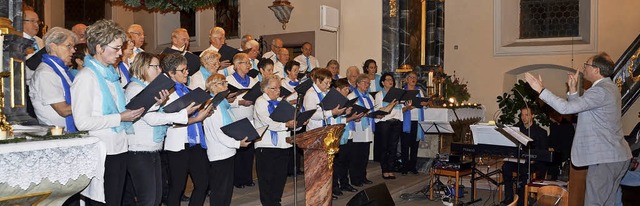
top-left (85, 55), bottom-right (134, 134)
top-left (220, 67), bottom-right (230, 76)
top-left (257, 73), bottom-right (263, 82)
top-left (42, 54), bottom-right (77, 132)
top-left (402, 85), bottom-right (425, 141)
top-left (199, 66), bottom-right (212, 83)
top-left (175, 82), bottom-right (207, 149)
top-left (118, 62), bottom-right (131, 85)
top-left (131, 77), bottom-right (168, 143)
top-left (218, 99), bottom-right (233, 126)
top-left (349, 89), bottom-right (375, 132)
top-left (288, 80), bottom-right (299, 87)
top-left (267, 100), bottom-right (280, 145)
top-left (232, 72), bottom-right (250, 88)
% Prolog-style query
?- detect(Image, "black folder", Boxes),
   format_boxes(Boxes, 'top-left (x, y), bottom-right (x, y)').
top-left (382, 88), bottom-right (419, 103)
top-left (218, 44), bottom-right (239, 62)
top-left (294, 79), bottom-right (314, 94)
top-left (162, 88), bottom-right (212, 113)
top-left (247, 69), bottom-right (260, 78)
top-left (368, 110), bottom-right (390, 118)
top-left (126, 74), bottom-right (175, 111)
top-left (369, 91), bottom-right (379, 97)
top-left (346, 104), bottom-right (371, 118)
top-left (242, 84), bottom-right (263, 102)
top-left (227, 84), bottom-right (251, 95)
top-left (210, 90), bottom-right (230, 108)
top-left (220, 118), bottom-right (262, 141)
top-left (280, 86), bottom-right (293, 98)
top-left (411, 97), bottom-right (431, 108)
top-left (269, 100), bottom-right (317, 127)
top-left (319, 88), bottom-right (349, 110)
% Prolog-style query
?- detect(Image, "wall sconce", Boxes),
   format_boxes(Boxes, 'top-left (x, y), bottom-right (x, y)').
top-left (269, 0), bottom-right (294, 30)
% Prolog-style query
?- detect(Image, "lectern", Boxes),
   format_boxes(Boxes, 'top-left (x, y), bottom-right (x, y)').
top-left (287, 124), bottom-right (345, 206)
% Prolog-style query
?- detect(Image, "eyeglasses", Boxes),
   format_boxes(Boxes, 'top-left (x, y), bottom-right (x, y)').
top-left (407, 76), bottom-right (418, 79)
top-left (104, 44), bottom-right (122, 52)
top-left (148, 64), bottom-right (160, 69)
top-left (61, 44), bottom-right (75, 50)
top-left (237, 61), bottom-right (250, 65)
top-left (175, 69), bottom-right (188, 73)
top-left (215, 81), bottom-right (228, 85)
top-left (129, 32), bottom-right (145, 37)
top-left (583, 63), bottom-right (598, 69)
top-left (23, 19), bottom-right (42, 25)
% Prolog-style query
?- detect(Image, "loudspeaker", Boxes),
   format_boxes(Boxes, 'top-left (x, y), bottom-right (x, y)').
top-left (346, 183), bottom-right (395, 206)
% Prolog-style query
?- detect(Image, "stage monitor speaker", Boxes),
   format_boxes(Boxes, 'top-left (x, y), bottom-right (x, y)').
top-left (346, 183), bottom-right (395, 206)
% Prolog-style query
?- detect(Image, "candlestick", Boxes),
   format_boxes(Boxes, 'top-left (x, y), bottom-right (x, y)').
top-left (51, 126), bottom-right (64, 136)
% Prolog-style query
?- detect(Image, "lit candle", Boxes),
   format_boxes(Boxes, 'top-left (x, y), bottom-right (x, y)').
top-left (428, 71), bottom-right (434, 86)
top-left (51, 126), bottom-right (64, 136)
top-left (0, 130), bottom-right (6, 140)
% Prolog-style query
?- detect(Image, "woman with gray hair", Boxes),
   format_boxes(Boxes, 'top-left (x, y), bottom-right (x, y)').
top-left (29, 27), bottom-right (78, 132)
top-left (71, 19), bottom-right (145, 205)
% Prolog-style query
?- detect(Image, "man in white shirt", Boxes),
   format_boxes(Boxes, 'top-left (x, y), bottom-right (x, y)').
top-left (294, 42), bottom-right (320, 74)
top-left (127, 24), bottom-right (145, 54)
top-left (262, 38), bottom-right (283, 63)
top-left (23, 8), bottom-right (44, 56)
top-left (201, 27), bottom-right (237, 69)
top-left (161, 28), bottom-right (201, 75)
top-left (71, 23), bottom-right (87, 43)
top-left (273, 48), bottom-right (289, 79)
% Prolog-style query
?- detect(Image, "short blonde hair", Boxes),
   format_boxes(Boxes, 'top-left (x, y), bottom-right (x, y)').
top-left (85, 19), bottom-right (126, 56)
top-left (130, 52), bottom-right (157, 81)
top-left (200, 50), bottom-right (221, 68)
top-left (233, 53), bottom-right (249, 65)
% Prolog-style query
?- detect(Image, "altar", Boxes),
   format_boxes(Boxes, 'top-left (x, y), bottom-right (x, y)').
top-left (0, 136), bottom-right (105, 205)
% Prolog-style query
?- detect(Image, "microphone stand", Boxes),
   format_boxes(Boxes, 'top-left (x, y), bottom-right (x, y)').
top-left (291, 92), bottom-right (305, 206)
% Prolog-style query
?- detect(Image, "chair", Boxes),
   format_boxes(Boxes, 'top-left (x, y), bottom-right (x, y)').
top-left (507, 194), bottom-right (518, 206)
top-left (534, 185), bottom-right (568, 206)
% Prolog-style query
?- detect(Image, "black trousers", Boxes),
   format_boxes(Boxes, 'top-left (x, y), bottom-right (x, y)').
top-left (85, 153), bottom-right (128, 206)
top-left (256, 147), bottom-right (290, 206)
top-left (209, 156), bottom-right (235, 206)
top-left (234, 142), bottom-right (255, 186)
top-left (350, 142), bottom-right (371, 185)
top-left (335, 140), bottom-right (355, 187)
top-left (376, 120), bottom-right (402, 173)
top-left (400, 121), bottom-right (420, 173)
top-left (166, 145), bottom-right (209, 206)
top-left (124, 151), bottom-right (162, 206)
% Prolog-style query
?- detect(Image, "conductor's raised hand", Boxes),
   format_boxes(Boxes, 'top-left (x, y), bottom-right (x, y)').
top-left (567, 68), bottom-right (579, 94)
top-left (524, 72), bottom-right (544, 93)
top-left (120, 108), bottom-right (145, 122)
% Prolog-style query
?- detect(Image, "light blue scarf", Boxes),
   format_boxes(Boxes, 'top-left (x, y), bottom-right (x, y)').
top-left (131, 77), bottom-right (167, 143)
top-left (199, 66), bottom-right (212, 83)
top-left (349, 89), bottom-right (375, 132)
top-left (369, 74), bottom-right (382, 92)
top-left (84, 55), bottom-right (134, 134)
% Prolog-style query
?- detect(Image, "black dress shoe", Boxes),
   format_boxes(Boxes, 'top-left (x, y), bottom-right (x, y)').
top-left (410, 170), bottom-right (419, 174)
top-left (180, 195), bottom-right (190, 202)
top-left (352, 183), bottom-right (363, 187)
top-left (382, 175), bottom-right (396, 180)
top-left (245, 182), bottom-right (255, 187)
top-left (340, 185), bottom-right (358, 192)
top-left (333, 188), bottom-right (343, 196)
top-left (332, 194), bottom-right (339, 200)
top-left (234, 184), bottom-right (245, 189)
top-left (363, 179), bottom-right (373, 184)
top-left (401, 171), bottom-right (408, 175)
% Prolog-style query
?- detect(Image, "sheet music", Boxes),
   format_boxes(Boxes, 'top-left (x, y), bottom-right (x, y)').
top-left (471, 125), bottom-right (517, 147)
top-left (498, 126), bottom-right (533, 145)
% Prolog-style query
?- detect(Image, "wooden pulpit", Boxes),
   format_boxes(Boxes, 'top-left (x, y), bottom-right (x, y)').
top-left (288, 124), bottom-right (345, 206)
